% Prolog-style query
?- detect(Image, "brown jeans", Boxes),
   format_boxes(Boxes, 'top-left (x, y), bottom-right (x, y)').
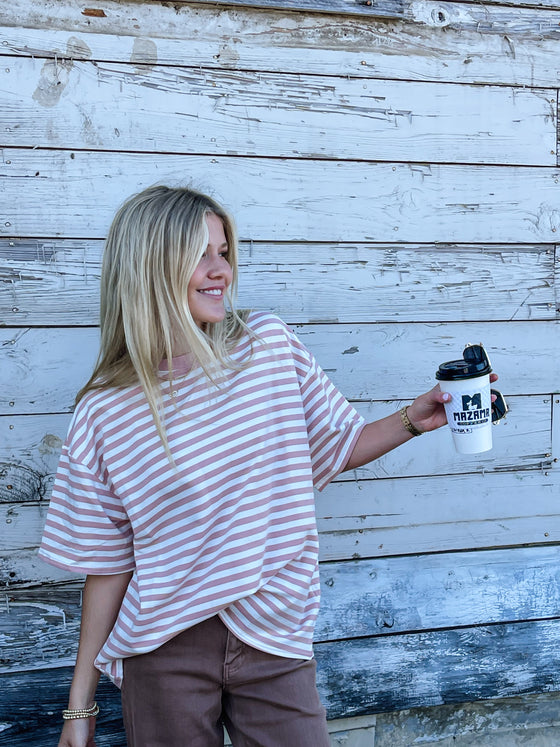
top-left (121, 615), bottom-right (330, 747)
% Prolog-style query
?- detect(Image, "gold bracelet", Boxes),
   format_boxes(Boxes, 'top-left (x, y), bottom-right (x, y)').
top-left (400, 406), bottom-right (423, 437)
top-left (62, 702), bottom-right (100, 720)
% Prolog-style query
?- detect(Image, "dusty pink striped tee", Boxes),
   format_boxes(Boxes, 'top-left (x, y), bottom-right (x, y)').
top-left (39, 313), bottom-right (365, 687)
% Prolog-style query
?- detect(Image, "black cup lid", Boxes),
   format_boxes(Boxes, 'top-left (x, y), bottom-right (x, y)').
top-left (436, 344), bottom-right (492, 381)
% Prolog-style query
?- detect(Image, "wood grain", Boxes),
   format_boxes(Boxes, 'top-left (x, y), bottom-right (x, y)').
top-left (318, 463), bottom-right (560, 561)
top-left (3, 545), bottom-right (560, 670)
top-left (1, 618), bottom-right (560, 737)
top-left (2, 468), bottom-right (558, 582)
top-left (1, 323), bottom-right (558, 414)
top-left (315, 618), bottom-right (560, 717)
top-left (2, 57), bottom-right (555, 165)
top-left (3, 1), bottom-right (560, 87)
top-left (0, 395), bottom-right (553, 506)
top-left (1, 240), bottom-right (557, 326)
top-left (2, 151), bottom-right (559, 243)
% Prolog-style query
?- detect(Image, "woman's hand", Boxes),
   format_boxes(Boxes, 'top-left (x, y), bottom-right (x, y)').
top-left (343, 373), bottom-right (499, 471)
top-left (58, 716), bottom-right (96, 747)
top-left (407, 374), bottom-right (499, 434)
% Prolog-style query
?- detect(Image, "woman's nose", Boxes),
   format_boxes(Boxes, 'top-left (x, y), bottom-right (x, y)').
top-left (208, 255), bottom-right (230, 278)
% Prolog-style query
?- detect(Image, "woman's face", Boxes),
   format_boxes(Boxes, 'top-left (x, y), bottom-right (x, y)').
top-left (187, 212), bottom-right (233, 329)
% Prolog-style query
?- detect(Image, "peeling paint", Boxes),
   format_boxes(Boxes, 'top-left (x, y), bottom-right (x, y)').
top-left (32, 59), bottom-right (73, 108)
top-left (130, 37), bottom-right (158, 73)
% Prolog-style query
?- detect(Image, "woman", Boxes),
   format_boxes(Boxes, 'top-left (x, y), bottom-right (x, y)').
top-left (40, 185), bottom-right (490, 747)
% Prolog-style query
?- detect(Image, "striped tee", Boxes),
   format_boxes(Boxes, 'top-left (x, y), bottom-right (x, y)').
top-left (39, 312), bottom-right (365, 687)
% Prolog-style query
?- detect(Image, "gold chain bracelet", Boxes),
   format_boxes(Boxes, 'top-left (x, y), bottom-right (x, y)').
top-left (400, 406), bottom-right (423, 437)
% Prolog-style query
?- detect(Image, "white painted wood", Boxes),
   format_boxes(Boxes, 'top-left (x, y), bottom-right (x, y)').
top-left (0, 413), bottom-right (69, 504)
top-left (3, 468), bottom-right (558, 566)
top-left (552, 394), bottom-right (560, 467)
top-left (317, 470), bottom-right (560, 560)
top-left (2, 57), bottom-right (554, 166)
top-left (317, 544), bottom-right (560, 639)
top-left (291, 322), bottom-right (560, 400)
top-left (2, 239), bottom-right (556, 325)
top-left (174, 0), bottom-right (404, 19)
top-left (373, 692), bottom-right (560, 747)
top-left (2, 1), bottom-right (560, 87)
top-left (0, 327), bottom-right (99, 415)
top-left (0, 396), bottom-right (551, 508)
top-left (1, 324), bottom-right (558, 414)
top-left (1, 548), bottom-right (72, 587)
top-left (8, 533), bottom-right (560, 642)
top-left (348, 396), bottom-right (551, 479)
top-left (1, 151), bottom-right (560, 243)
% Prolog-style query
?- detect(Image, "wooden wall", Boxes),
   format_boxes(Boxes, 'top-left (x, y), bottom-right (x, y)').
top-left (0, 0), bottom-right (559, 743)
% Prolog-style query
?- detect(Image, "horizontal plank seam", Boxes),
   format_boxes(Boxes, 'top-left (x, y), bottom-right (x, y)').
top-left (318, 541), bottom-right (560, 564)
top-left (314, 614), bottom-right (560, 645)
top-left (1, 144), bottom-right (558, 169)
top-left (0, 52), bottom-right (557, 93)
top-left (317, 541), bottom-right (560, 565)
top-left (1, 322), bottom-right (558, 328)
top-left (1, 238), bottom-right (557, 248)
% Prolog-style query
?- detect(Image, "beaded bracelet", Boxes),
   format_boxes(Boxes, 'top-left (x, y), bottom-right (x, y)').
top-left (62, 702), bottom-right (100, 720)
top-left (400, 406), bottom-right (423, 437)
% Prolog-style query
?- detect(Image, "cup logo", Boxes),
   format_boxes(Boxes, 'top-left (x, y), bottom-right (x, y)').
top-left (453, 391), bottom-right (490, 425)
top-left (462, 393), bottom-right (482, 411)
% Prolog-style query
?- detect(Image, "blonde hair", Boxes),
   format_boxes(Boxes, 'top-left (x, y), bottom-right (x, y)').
top-left (77, 185), bottom-right (252, 458)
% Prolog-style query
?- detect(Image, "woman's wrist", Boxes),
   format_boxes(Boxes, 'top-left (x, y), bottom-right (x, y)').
top-left (62, 702), bottom-right (100, 720)
top-left (400, 405), bottom-right (423, 437)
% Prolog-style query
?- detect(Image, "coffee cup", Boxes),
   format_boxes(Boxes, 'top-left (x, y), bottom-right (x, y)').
top-left (436, 344), bottom-right (507, 454)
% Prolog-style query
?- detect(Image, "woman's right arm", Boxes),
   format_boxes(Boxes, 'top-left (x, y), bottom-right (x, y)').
top-left (59, 571), bottom-right (133, 747)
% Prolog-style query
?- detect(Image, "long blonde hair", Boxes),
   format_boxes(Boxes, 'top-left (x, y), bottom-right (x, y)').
top-left (77, 185), bottom-right (251, 457)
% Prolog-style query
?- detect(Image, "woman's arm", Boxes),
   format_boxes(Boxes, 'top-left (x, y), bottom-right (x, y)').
top-left (344, 376), bottom-right (498, 472)
top-left (58, 571), bottom-right (133, 747)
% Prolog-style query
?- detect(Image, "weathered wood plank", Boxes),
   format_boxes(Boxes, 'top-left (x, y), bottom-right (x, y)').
top-left (168, 0), bottom-right (407, 20)
top-left (2, 618), bottom-right (560, 731)
top-left (2, 469), bottom-right (558, 586)
top-left (373, 692), bottom-right (560, 747)
top-left (314, 618), bottom-right (560, 717)
top-left (2, 151), bottom-right (559, 243)
top-left (1, 240), bottom-right (557, 325)
top-left (292, 322), bottom-right (559, 399)
top-left (318, 470), bottom-right (560, 560)
top-left (0, 584), bottom-right (82, 671)
top-left (1, 324), bottom-right (557, 415)
top-left (0, 549), bottom-right (76, 588)
top-left (347, 396), bottom-right (552, 480)
top-left (0, 328), bottom-right (98, 415)
top-left (2, 57), bottom-right (555, 166)
top-left (3, 1), bottom-right (560, 88)
top-left (0, 414), bottom-right (67, 504)
top-left (179, 0), bottom-right (560, 13)
top-left (0, 395), bottom-right (552, 506)
top-left (3, 545), bottom-right (560, 671)
top-left (316, 545), bottom-right (560, 640)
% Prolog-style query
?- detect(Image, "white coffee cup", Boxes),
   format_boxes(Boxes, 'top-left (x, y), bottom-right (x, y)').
top-left (436, 345), bottom-right (494, 454)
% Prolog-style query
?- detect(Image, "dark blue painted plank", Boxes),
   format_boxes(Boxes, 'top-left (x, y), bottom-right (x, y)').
top-left (3, 619), bottom-right (560, 743)
top-left (315, 619), bottom-right (560, 718)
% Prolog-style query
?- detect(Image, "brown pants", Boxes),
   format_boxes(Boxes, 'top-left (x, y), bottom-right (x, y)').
top-left (121, 615), bottom-right (331, 747)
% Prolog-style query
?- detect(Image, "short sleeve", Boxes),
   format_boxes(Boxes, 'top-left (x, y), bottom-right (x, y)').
top-left (284, 324), bottom-right (366, 491)
top-left (39, 446), bottom-right (135, 575)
